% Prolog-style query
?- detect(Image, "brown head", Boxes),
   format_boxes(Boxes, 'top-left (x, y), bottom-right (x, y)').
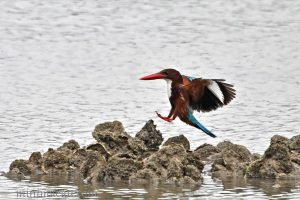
top-left (139, 68), bottom-right (183, 84)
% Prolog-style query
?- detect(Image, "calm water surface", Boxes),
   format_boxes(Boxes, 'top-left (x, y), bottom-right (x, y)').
top-left (1, 0), bottom-right (300, 199)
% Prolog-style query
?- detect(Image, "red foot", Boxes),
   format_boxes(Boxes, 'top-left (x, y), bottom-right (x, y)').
top-left (155, 111), bottom-right (173, 122)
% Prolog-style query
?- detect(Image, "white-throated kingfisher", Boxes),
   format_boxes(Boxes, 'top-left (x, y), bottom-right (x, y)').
top-left (139, 69), bottom-right (236, 138)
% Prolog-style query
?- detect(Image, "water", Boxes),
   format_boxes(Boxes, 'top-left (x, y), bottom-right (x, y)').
top-left (0, 0), bottom-right (300, 199)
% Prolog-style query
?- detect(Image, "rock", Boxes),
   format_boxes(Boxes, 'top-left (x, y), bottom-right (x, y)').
top-left (6, 168), bottom-right (26, 180)
top-left (184, 165), bottom-right (201, 181)
top-left (186, 153), bottom-right (205, 172)
top-left (6, 119), bottom-right (203, 186)
top-left (246, 135), bottom-right (295, 179)
top-left (28, 152), bottom-right (44, 175)
top-left (13, 121), bottom-right (300, 186)
top-left (167, 159), bottom-right (184, 179)
top-left (265, 140), bottom-right (290, 161)
top-left (289, 135), bottom-right (300, 152)
top-left (182, 176), bottom-right (197, 185)
top-left (86, 143), bottom-right (110, 160)
top-left (93, 121), bottom-right (125, 137)
top-left (80, 151), bottom-right (106, 179)
top-left (290, 152), bottom-right (300, 165)
top-left (163, 135), bottom-right (190, 151)
top-left (131, 168), bottom-right (158, 182)
top-left (69, 148), bottom-right (88, 168)
top-left (9, 160), bottom-right (31, 176)
top-left (133, 143), bottom-right (203, 184)
top-left (92, 121), bottom-right (127, 146)
top-left (270, 135), bottom-right (289, 146)
top-left (252, 153), bottom-right (262, 161)
top-left (42, 148), bottom-right (69, 174)
top-left (29, 152), bottom-right (42, 165)
top-left (145, 144), bottom-right (186, 168)
top-left (92, 121), bottom-right (128, 147)
top-left (212, 141), bottom-right (252, 177)
top-left (127, 137), bottom-right (148, 156)
top-left (193, 143), bottom-right (220, 161)
top-left (92, 121), bottom-right (148, 157)
top-left (99, 155), bottom-right (142, 181)
top-left (136, 120), bottom-right (163, 150)
top-left (58, 140), bottom-right (80, 151)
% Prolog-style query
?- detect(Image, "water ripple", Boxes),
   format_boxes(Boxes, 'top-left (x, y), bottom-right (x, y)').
top-left (1, 0), bottom-right (300, 199)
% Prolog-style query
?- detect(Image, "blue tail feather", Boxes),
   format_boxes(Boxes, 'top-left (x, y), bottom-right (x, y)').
top-left (188, 112), bottom-right (216, 138)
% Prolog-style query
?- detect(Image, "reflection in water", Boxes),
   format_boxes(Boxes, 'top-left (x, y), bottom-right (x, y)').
top-left (1, 0), bottom-right (300, 199)
top-left (217, 175), bottom-right (300, 197)
top-left (2, 168), bottom-right (300, 199)
top-left (3, 174), bottom-right (200, 199)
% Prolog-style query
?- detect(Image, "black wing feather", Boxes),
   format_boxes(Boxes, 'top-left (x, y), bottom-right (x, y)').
top-left (213, 79), bottom-right (236, 105)
top-left (183, 79), bottom-right (236, 113)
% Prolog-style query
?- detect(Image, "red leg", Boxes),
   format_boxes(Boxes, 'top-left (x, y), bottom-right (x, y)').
top-left (156, 111), bottom-right (173, 122)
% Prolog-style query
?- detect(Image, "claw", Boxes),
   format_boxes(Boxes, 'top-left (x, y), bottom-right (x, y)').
top-left (155, 111), bottom-right (173, 122)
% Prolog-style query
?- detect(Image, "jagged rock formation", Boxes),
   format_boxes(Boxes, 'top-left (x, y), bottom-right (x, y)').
top-left (246, 135), bottom-right (300, 179)
top-left (211, 141), bottom-right (253, 177)
top-left (7, 120), bottom-right (203, 185)
top-left (6, 120), bottom-right (300, 185)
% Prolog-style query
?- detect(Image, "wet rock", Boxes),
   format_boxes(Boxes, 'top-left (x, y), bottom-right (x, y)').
top-left (290, 151), bottom-right (300, 165)
top-left (92, 121), bottom-right (135, 155)
top-left (133, 143), bottom-right (203, 184)
top-left (270, 135), bottom-right (289, 146)
top-left (6, 168), bottom-right (26, 180)
top-left (193, 143), bottom-right (220, 161)
top-left (69, 148), bottom-right (88, 168)
top-left (136, 120), bottom-right (163, 150)
top-left (131, 168), bottom-right (158, 182)
top-left (186, 153), bottom-right (205, 172)
top-left (28, 152), bottom-right (44, 175)
top-left (265, 138), bottom-right (290, 161)
top-left (29, 152), bottom-right (42, 165)
top-left (163, 135), bottom-right (190, 151)
top-left (9, 160), bottom-right (31, 176)
top-left (42, 148), bottom-right (69, 174)
top-left (246, 135), bottom-right (295, 179)
top-left (167, 159), bottom-right (183, 179)
top-left (212, 141), bottom-right (252, 177)
top-left (58, 140), bottom-right (80, 151)
top-left (127, 137), bottom-right (148, 156)
top-left (289, 135), bottom-right (300, 152)
top-left (92, 121), bottom-right (127, 145)
top-left (145, 144), bottom-right (186, 168)
top-left (16, 121), bottom-right (300, 186)
top-left (6, 120), bottom-right (203, 186)
top-left (86, 143), bottom-right (110, 160)
top-left (252, 153), bottom-right (262, 161)
top-left (182, 176), bottom-right (197, 185)
top-left (184, 165), bottom-right (201, 181)
top-left (80, 151), bottom-right (106, 179)
top-left (99, 155), bottom-right (142, 181)
top-left (92, 121), bottom-right (149, 158)
top-left (93, 121), bottom-right (125, 137)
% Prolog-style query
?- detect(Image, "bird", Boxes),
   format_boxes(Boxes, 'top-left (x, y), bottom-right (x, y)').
top-left (139, 68), bottom-right (236, 138)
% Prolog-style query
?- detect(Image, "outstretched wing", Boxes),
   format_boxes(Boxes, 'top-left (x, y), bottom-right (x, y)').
top-left (182, 78), bottom-right (236, 112)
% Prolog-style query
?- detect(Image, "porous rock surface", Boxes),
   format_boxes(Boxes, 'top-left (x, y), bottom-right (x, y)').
top-left (6, 121), bottom-right (300, 184)
top-left (211, 141), bottom-right (253, 177)
top-left (246, 135), bottom-right (300, 179)
top-left (7, 120), bottom-right (203, 185)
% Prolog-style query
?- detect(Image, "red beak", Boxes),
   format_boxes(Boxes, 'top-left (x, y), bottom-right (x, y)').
top-left (139, 73), bottom-right (165, 80)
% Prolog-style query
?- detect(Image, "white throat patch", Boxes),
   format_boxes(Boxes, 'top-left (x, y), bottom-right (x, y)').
top-left (165, 79), bottom-right (172, 98)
